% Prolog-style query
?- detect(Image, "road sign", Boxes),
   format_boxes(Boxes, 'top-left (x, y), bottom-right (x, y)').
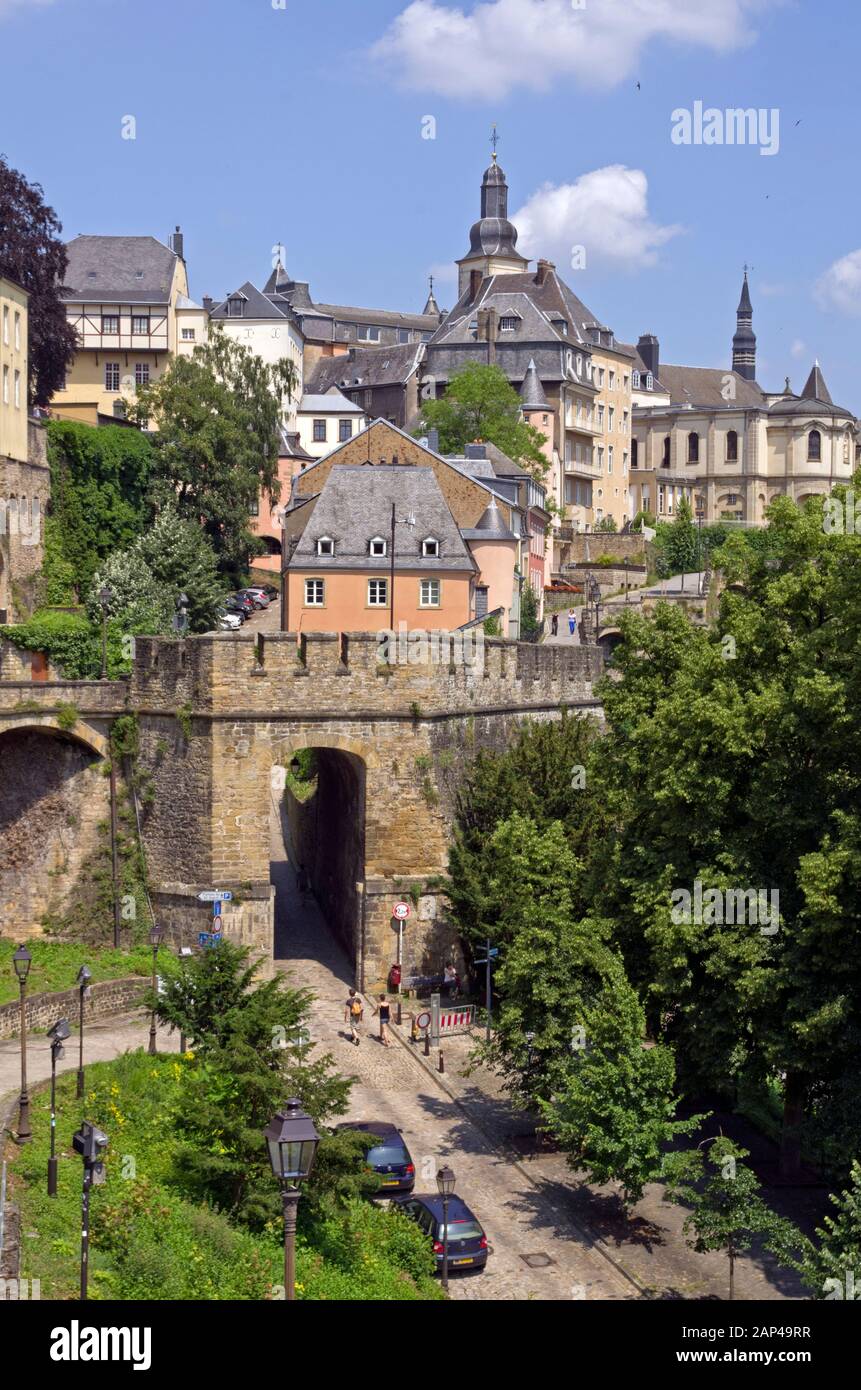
top-left (415, 1010), bottom-right (431, 1031)
top-left (197, 891), bottom-right (233, 903)
top-left (197, 932), bottom-right (223, 948)
top-left (392, 902), bottom-right (411, 920)
top-left (213, 900), bottom-right (222, 918)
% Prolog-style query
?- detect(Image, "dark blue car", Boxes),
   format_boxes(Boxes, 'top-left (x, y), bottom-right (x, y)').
top-left (337, 1120), bottom-right (416, 1193)
top-left (393, 1193), bottom-right (489, 1273)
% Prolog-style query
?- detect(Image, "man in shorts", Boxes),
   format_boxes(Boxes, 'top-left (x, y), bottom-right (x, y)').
top-left (344, 988), bottom-right (363, 1045)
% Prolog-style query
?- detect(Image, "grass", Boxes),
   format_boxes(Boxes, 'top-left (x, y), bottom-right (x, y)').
top-left (0, 939), bottom-right (175, 1008)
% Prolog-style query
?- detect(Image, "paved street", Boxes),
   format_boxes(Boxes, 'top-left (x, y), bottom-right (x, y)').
top-left (270, 795), bottom-right (636, 1301)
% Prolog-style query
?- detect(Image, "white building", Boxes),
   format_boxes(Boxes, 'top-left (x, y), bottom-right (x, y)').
top-left (297, 387), bottom-right (367, 459)
top-left (208, 279), bottom-right (304, 426)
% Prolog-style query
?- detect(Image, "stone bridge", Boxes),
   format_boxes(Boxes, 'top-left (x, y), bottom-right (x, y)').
top-left (0, 631), bottom-right (602, 987)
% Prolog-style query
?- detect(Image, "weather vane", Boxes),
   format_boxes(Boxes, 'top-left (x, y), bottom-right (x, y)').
top-left (490, 123), bottom-right (499, 160)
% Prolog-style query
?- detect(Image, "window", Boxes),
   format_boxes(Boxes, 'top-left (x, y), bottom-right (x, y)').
top-left (102, 314), bottom-right (119, 335)
top-left (608, 447), bottom-right (614, 474)
top-left (422, 537), bottom-right (439, 557)
top-left (181, 327), bottom-right (196, 341)
top-left (598, 368), bottom-right (605, 387)
top-left (134, 362), bottom-right (150, 388)
top-left (598, 405), bottom-right (605, 428)
top-left (369, 537), bottom-right (387, 557)
top-left (609, 370), bottom-right (616, 389)
top-left (13, 369), bottom-right (20, 407)
top-left (631, 439), bottom-right (639, 469)
top-left (662, 435), bottom-right (671, 467)
top-left (623, 410), bottom-right (629, 431)
top-left (622, 451), bottom-right (628, 474)
top-left (645, 372), bottom-right (654, 390)
top-left (808, 429), bottom-right (821, 461)
top-left (623, 375), bottom-right (629, 390)
top-left (132, 315), bottom-right (149, 335)
top-left (105, 362), bottom-right (121, 391)
top-left (632, 370), bottom-right (641, 388)
top-left (499, 316), bottom-right (519, 332)
top-left (227, 296), bottom-right (244, 318)
top-left (598, 446), bottom-right (604, 471)
top-left (367, 578), bottom-right (388, 607)
top-left (658, 484), bottom-right (666, 513)
top-left (2, 305), bottom-right (7, 343)
top-left (14, 312), bottom-right (20, 350)
top-left (313, 419), bottom-right (327, 443)
top-left (316, 536), bottom-right (334, 556)
top-left (304, 578), bottom-right (325, 606)
top-left (249, 496), bottom-right (259, 517)
top-left (419, 578), bottom-right (440, 608)
top-left (358, 326), bottom-right (380, 342)
top-left (726, 429), bottom-right (738, 462)
top-left (397, 329), bottom-right (411, 344)
top-left (687, 432), bottom-right (699, 463)
top-left (2, 365), bottom-right (7, 403)
top-left (609, 407), bottom-right (615, 432)
top-left (339, 419), bottom-right (352, 442)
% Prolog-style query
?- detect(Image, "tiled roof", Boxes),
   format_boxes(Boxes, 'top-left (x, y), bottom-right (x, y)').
top-left (209, 281), bottom-right (292, 321)
top-left (306, 343), bottom-right (423, 392)
top-left (652, 365), bottom-right (765, 409)
top-left (299, 389), bottom-right (365, 414)
top-left (63, 235), bottom-right (179, 303)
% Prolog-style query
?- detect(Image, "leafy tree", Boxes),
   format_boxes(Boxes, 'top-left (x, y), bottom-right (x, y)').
top-left (657, 495), bottom-right (698, 577)
top-left (0, 154), bottom-right (77, 406)
top-left (134, 327), bottom-right (298, 576)
top-left (595, 515), bottom-right (618, 533)
top-left (663, 1138), bottom-right (804, 1300)
top-left (519, 580), bottom-right (541, 638)
top-left (416, 363), bottom-right (549, 479)
top-left (86, 550), bottom-right (172, 635)
top-left (798, 1160), bottom-right (861, 1299)
top-left (46, 419), bottom-right (153, 595)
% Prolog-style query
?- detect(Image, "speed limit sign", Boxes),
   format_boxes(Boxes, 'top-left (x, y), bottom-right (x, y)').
top-left (393, 902), bottom-right (411, 920)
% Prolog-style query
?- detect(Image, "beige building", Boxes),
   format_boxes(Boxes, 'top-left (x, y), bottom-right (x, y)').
top-left (0, 277), bottom-right (49, 621)
top-left (52, 228), bottom-right (190, 424)
top-left (296, 387), bottom-right (367, 459)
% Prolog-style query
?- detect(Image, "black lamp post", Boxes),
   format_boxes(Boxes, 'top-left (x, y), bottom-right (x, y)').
top-left (148, 927), bottom-right (163, 1055)
top-left (264, 1099), bottom-right (320, 1300)
top-left (436, 1164), bottom-right (456, 1293)
top-left (72, 1121), bottom-right (108, 1300)
top-left (76, 964), bottom-right (91, 1098)
top-left (98, 586), bottom-right (112, 679)
top-left (13, 944), bottom-right (32, 1142)
top-left (47, 1017), bottom-right (71, 1196)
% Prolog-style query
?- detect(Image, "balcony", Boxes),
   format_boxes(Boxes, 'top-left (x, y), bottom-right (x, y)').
top-left (564, 457), bottom-right (603, 479)
top-left (565, 416), bottom-right (602, 437)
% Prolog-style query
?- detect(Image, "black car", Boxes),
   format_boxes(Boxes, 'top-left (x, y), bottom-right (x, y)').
top-left (223, 596), bottom-right (249, 621)
top-left (336, 1120), bottom-right (415, 1193)
top-left (230, 592), bottom-right (256, 616)
top-left (393, 1193), bottom-right (489, 1273)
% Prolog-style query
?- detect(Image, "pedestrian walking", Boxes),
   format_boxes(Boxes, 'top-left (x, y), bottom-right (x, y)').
top-left (551, 612), bottom-right (558, 637)
top-left (375, 993), bottom-right (393, 1047)
top-left (444, 963), bottom-right (459, 1000)
top-left (344, 988), bottom-right (363, 1045)
top-left (568, 608), bottom-right (577, 638)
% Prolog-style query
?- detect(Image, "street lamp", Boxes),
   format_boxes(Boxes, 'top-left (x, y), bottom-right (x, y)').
top-left (98, 585), bottom-right (112, 680)
top-left (436, 1164), bottom-right (456, 1293)
top-left (13, 944), bottom-right (32, 1142)
top-left (76, 964), bottom-right (91, 1098)
top-left (148, 927), bottom-right (163, 1055)
top-left (72, 1121), bottom-right (108, 1300)
top-left (263, 1099), bottom-right (320, 1300)
top-left (47, 1017), bottom-right (71, 1196)
top-left (173, 591), bottom-right (190, 637)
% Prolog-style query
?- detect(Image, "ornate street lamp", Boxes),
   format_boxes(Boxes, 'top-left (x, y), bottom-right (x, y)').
top-left (263, 1099), bottom-right (320, 1300)
top-left (76, 964), bottom-right (91, 1098)
top-left (72, 1121), bottom-right (109, 1300)
top-left (98, 585), bottom-right (112, 679)
top-left (47, 1017), bottom-right (71, 1196)
top-left (148, 927), bottom-right (163, 1055)
top-left (436, 1164), bottom-right (456, 1293)
top-left (13, 945), bottom-right (32, 1142)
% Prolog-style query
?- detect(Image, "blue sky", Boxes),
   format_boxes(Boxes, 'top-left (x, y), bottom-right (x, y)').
top-left (2, 0), bottom-right (860, 407)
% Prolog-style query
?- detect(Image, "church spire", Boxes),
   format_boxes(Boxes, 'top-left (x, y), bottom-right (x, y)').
top-left (423, 274), bottom-right (441, 318)
top-left (732, 268), bottom-right (757, 381)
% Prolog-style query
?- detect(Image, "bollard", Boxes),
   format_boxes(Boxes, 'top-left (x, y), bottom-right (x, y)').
top-left (438, 1050), bottom-right (445, 1075)
top-left (424, 1029), bottom-right (430, 1057)
top-left (396, 999), bottom-right (402, 1027)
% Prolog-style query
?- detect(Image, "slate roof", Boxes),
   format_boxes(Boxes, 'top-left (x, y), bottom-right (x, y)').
top-left (460, 495), bottom-right (518, 541)
top-left (209, 281), bottom-right (293, 321)
top-left (306, 343), bottom-right (423, 393)
top-left (646, 365), bottom-right (766, 410)
top-left (278, 429), bottom-right (313, 461)
top-left (299, 389), bottom-right (365, 414)
top-left (313, 302), bottom-right (439, 331)
top-left (801, 362), bottom-right (832, 404)
top-left (289, 465), bottom-right (475, 572)
top-left (63, 235), bottom-right (180, 303)
top-left (520, 358), bottom-right (549, 409)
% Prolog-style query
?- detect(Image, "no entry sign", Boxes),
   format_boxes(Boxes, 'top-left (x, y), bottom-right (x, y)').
top-left (393, 902), bottom-right (411, 920)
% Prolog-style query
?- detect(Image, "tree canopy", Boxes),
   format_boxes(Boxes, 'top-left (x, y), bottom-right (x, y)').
top-left (416, 363), bottom-right (550, 480)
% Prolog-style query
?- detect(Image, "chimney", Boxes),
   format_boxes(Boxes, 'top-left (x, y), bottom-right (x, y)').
top-left (637, 334), bottom-right (659, 377)
top-left (535, 258), bottom-right (555, 286)
top-left (477, 307), bottom-right (498, 363)
top-left (465, 443), bottom-right (487, 460)
top-left (427, 427), bottom-right (440, 454)
top-left (169, 225), bottom-right (185, 260)
top-left (202, 295), bottom-right (214, 314)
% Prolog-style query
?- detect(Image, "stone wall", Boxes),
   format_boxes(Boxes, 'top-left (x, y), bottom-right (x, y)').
top-left (556, 533), bottom-right (647, 564)
top-left (0, 974), bottom-right (147, 1040)
top-left (0, 422), bottom-right (50, 622)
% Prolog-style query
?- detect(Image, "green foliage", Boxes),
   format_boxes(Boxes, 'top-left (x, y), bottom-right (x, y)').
top-left (54, 701), bottom-right (78, 732)
top-left (482, 614), bottom-right (502, 636)
top-left (134, 326), bottom-right (298, 576)
top-left (519, 581), bottom-right (541, 638)
top-left (798, 1160), bottom-right (861, 1299)
top-left (595, 515), bottom-right (618, 533)
top-left (39, 517), bottom-right (78, 606)
top-left (416, 363), bottom-right (549, 479)
top-left (0, 938), bottom-right (165, 1006)
top-left (46, 419), bottom-right (153, 595)
top-left (0, 609), bottom-right (98, 678)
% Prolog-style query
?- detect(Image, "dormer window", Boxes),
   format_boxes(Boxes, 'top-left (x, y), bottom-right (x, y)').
top-left (576, 355), bottom-right (582, 376)
top-left (552, 318), bottom-right (568, 336)
top-left (227, 294), bottom-right (245, 318)
top-left (499, 315), bottom-right (520, 332)
top-left (632, 370), bottom-right (641, 389)
top-left (645, 373), bottom-right (654, 390)
top-left (369, 536), bottom-right (387, 557)
top-left (317, 536), bottom-right (334, 556)
top-left (422, 536), bottom-right (439, 557)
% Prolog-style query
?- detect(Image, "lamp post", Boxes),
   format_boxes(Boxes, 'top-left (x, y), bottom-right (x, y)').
top-left (264, 1099), bottom-right (320, 1300)
top-left (72, 1121), bottom-right (108, 1300)
top-left (76, 964), bottom-right (91, 1098)
top-left (148, 927), bottom-right (162, 1055)
top-left (98, 585), bottom-right (112, 680)
top-left (13, 944), bottom-right (32, 1142)
top-left (47, 1017), bottom-right (71, 1196)
top-left (436, 1164), bottom-right (456, 1293)
top-left (173, 591), bottom-right (190, 637)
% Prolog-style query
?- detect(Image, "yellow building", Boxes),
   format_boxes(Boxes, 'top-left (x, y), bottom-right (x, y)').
top-left (0, 277), bottom-right (49, 621)
top-left (1, 276), bottom-right (28, 464)
top-left (51, 228), bottom-right (190, 424)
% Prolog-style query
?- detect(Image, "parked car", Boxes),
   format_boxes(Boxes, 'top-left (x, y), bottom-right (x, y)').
top-left (259, 584), bottom-right (279, 599)
top-left (230, 592), bottom-right (256, 616)
top-left (218, 611), bottom-right (243, 631)
top-left (336, 1120), bottom-right (415, 1193)
top-left (245, 585), bottom-right (274, 605)
top-left (392, 1193), bottom-right (489, 1272)
top-left (223, 597), bottom-right (249, 620)
top-left (238, 588), bottom-right (269, 609)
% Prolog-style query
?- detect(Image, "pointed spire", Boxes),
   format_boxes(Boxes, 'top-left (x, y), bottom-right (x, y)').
top-left (520, 358), bottom-right (548, 410)
top-left (732, 268), bottom-right (757, 382)
top-left (801, 360), bottom-right (832, 404)
top-left (738, 267), bottom-right (753, 315)
top-left (423, 274), bottom-right (441, 318)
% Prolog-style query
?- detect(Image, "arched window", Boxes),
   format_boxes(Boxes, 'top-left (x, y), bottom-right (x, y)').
top-left (687, 432), bottom-right (699, 463)
top-left (808, 429), bottom-right (821, 461)
top-left (632, 370), bottom-right (641, 389)
top-left (631, 438), bottom-right (639, 469)
top-left (662, 435), bottom-right (671, 467)
top-left (645, 373), bottom-right (654, 391)
top-left (726, 430), bottom-right (738, 462)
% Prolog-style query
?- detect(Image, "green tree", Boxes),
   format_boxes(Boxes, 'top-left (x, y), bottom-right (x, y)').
top-left (86, 550), bottom-right (172, 635)
top-left (134, 327), bottom-right (298, 576)
top-left (519, 580), bottom-right (541, 638)
top-left (664, 1138), bottom-right (804, 1300)
top-left (417, 363), bottom-right (549, 478)
top-left (798, 1160), bottom-right (861, 1300)
top-left (595, 515), bottom-right (618, 533)
top-left (135, 505), bottom-right (223, 632)
top-left (658, 495), bottom-right (698, 577)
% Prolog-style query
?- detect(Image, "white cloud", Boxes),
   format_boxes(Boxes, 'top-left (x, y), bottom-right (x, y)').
top-left (512, 166), bottom-right (682, 272)
top-left (815, 249), bottom-right (861, 316)
top-left (0, 0), bottom-right (58, 17)
top-left (428, 260), bottom-right (458, 286)
top-left (371, 0), bottom-right (775, 100)
top-left (790, 338), bottom-right (806, 359)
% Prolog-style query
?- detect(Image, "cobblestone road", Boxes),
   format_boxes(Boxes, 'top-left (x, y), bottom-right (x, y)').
top-left (271, 798), bottom-right (637, 1302)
